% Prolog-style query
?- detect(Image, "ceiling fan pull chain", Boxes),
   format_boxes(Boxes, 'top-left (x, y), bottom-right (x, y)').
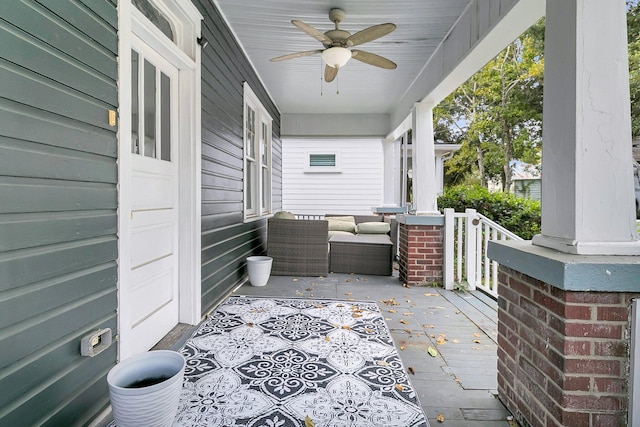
top-left (336, 71), bottom-right (340, 95)
top-left (320, 59), bottom-right (323, 96)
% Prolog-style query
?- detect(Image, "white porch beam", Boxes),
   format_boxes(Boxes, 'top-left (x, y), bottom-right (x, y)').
top-left (382, 140), bottom-right (396, 206)
top-left (412, 102), bottom-right (439, 215)
top-left (532, 0), bottom-right (640, 255)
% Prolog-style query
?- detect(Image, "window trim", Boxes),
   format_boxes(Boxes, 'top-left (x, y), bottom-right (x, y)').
top-left (243, 82), bottom-right (272, 221)
top-left (304, 150), bottom-right (342, 173)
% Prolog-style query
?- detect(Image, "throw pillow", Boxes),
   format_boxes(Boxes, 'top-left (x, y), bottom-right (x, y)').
top-left (273, 211), bottom-right (296, 220)
top-left (327, 217), bottom-right (356, 233)
top-left (357, 221), bottom-right (391, 234)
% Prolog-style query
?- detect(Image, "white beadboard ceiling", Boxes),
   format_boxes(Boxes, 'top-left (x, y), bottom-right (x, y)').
top-left (214, 0), bottom-right (472, 115)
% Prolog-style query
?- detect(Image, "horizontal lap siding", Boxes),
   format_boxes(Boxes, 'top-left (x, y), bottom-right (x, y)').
top-left (193, 0), bottom-right (282, 314)
top-left (282, 138), bottom-right (383, 216)
top-left (0, 1), bottom-right (118, 426)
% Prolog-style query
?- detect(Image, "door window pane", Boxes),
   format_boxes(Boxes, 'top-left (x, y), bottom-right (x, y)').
top-left (144, 59), bottom-right (156, 158)
top-left (131, 50), bottom-right (140, 154)
top-left (160, 72), bottom-right (171, 161)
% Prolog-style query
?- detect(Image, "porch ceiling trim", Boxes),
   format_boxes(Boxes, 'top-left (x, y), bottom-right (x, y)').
top-left (390, 0), bottom-right (545, 131)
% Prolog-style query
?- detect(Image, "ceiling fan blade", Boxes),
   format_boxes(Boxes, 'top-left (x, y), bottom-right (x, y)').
top-left (346, 23), bottom-right (396, 47)
top-left (324, 65), bottom-right (338, 82)
top-left (291, 20), bottom-right (332, 46)
top-left (351, 50), bottom-right (397, 69)
top-left (270, 49), bottom-right (323, 62)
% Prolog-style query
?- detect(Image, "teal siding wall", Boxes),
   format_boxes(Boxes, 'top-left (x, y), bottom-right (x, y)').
top-left (0, 1), bottom-right (118, 426)
top-left (193, 1), bottom-right (282, 314)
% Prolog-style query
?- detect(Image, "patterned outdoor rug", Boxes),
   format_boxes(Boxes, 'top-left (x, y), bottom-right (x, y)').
top-left (115, 296), bottom-right (430, 426)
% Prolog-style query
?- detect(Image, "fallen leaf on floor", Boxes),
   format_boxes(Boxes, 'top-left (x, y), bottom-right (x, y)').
top-left (345, 292), bottom-right (352, 296)
top-left (306, 287), bottom-right (313, 291)
top-left (454, 378), bottom-right (461, 382)
top-left (296, 291), bottom-right (304, 296)
top-left (427, 346), bottom-right (438, 357)
top-left (364, 328), bottom-right (372, 333)
top-left (377, 360), bottom-right (389, 366)
top-left (424, 293), bottom-right (439, 296)
top-left (455, 310), bottom-right (461, 314)
top-left (473, 339), bottom-right (482, 344)
top-left (336, 303), bottom-right (344, 307)
top-left (310, 294), bottom-right (314, 297)
top-left (436, 413), bottom-right (445, 423)
top-left (452, 339), bottom-right (459, 343)
top-left (394, 384), bottom-right (404, 391)
top-left (342, 325), bottom-right (351, 330)
top-left (385, 318), bottom-right (392, 321)
top-left (400, 345), bottom-right (406, 351)
top-left (305, 415), bottom-right (315, 427)
top-left (402, 283), bottom-right (409, 288)
top-left (292, 278), bottom-right (298, 282)
top-left (314, 304), bottom-right (324, 308)
top-left (403, 328), bottom-right (412, 335)
top-left (381, 298), bottom-right (400, 306)
top-left (352, 313), bottom-right (362, 318)
top-left (347, 298), bottom-right (355, 301)
top-left (324, 336), bottom-right (330, 342)
top-left (473, 332), bottom-right (481, 338)
top-left (423, 324), bottom-right (434, 329)
top-left (403, 312), bottom-right (414, 316)
top-left (346, 279), bottom-right (353, 282)
top-left (399, 319), bottom-right (408, 324)
top-left (436, 336), bottom-right (446, 345)
top-left (246, 322), bottom-right (254, 327)
top-left (407, 367), bottom-right (415, 375)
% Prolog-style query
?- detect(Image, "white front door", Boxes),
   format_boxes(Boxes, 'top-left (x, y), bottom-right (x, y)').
top-left (126, 34), bottom-right (180, 355)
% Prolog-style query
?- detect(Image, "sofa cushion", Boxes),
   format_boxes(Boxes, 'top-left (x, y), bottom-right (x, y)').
top-left (327, 217), bottom-right (357, 233)
top-left (357, 221), bottom-right (391, 234)
top-left (329, 230), bottom-right (355, 238)
top-left (273, 211), bottom-right (296, 220)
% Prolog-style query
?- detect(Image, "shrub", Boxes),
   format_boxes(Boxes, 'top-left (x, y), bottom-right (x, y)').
top-left (438, 185), bottom-right (541, 240)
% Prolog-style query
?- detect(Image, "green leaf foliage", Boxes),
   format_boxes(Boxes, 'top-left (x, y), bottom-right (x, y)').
top-left (628, 0), bottom-right (640, 137)
top-left (438, 185), bottom-right (541, 240)
top-left (434, 19), bottom-right (544, 191)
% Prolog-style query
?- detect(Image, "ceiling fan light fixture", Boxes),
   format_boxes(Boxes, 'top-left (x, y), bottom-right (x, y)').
top-left (322, 47), bottom-right (351, 68)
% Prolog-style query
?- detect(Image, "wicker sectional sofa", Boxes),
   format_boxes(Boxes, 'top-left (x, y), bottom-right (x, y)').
top-left (266, 213), bottom-right (397, 277)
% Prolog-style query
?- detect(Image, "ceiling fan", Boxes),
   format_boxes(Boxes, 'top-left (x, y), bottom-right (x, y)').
top-left (270, 8), bottom-right (397, 83)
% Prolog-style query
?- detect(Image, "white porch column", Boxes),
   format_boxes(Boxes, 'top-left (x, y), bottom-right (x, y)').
top-left (532, 0), bottom-right (640, 255)
top-left (412, 102), bottom-right (439, 214)
top-left (382, 139), bottom-right (396, 206)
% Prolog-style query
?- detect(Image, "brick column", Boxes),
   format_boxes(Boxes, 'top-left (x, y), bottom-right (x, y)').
top-left (497, 265), bottom-right (639, 426)
top-left (398, 222), bottom-right (443, 286)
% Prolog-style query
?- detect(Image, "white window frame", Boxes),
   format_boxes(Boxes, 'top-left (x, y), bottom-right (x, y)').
top-left (304, 150), bottom-right (342, 173)
top-left (243, 82), bottom-right (272, 220)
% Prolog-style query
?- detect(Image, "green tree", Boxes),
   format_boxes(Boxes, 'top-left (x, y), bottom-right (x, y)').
top-left (628, 0), bottom-right (640, 137)
top-left (435, 20), bottom-right (545, 191)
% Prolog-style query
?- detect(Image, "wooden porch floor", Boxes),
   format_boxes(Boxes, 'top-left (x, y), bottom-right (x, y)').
top-left (235, 271), bottom-right (514, 427)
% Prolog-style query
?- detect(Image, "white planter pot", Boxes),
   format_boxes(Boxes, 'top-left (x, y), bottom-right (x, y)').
top-left (107, 350), bottom-right (185, 427)
top-left (246, 256), bottom-right (273, 287)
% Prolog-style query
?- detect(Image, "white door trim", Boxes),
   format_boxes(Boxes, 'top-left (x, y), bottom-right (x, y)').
top-left (117, 0), bottom-right (202, 360)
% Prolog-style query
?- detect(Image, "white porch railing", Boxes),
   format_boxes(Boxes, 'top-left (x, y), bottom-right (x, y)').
top-left (443, 208), bottom-right (524, 298)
